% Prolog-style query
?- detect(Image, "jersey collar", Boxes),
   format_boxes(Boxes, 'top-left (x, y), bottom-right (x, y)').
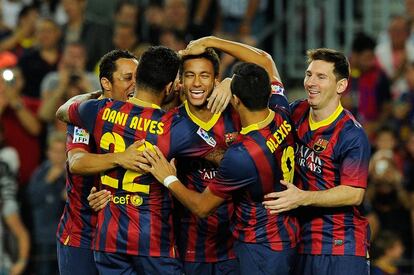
top-left (240, 109), bottom-right (275, 135)
top-left (183, 100), bottom-right (221, 131)
top-left (127, 97), bottom-right (161, 109)
top-left (309, 103), bottom-right (343, 131)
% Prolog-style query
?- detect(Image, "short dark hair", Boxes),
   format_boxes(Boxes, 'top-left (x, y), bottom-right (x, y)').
top-left (230, 62), bottom-right (270, 111)
top-left (98, 50), bottom-right (137, 88)
top-left (179, 48), bottom-right (220, 78)
top-left (136, 46), bottom-right (180, 93)
top-left (307, 48), bottom-right (350, 81)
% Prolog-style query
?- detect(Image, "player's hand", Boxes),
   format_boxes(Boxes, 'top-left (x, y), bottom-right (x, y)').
top-left (262, 180), bottom-right (305, 214)
top-left (139, 146), bottom-right (177, 184)
top-left (207, 78), bottom-right (232, 113)
top-left (178, 37), bottom-right (210, 56)
top-left (88, 187), bottom-right (111, 212)
top-left (116, 140), bottom-right (148, 173)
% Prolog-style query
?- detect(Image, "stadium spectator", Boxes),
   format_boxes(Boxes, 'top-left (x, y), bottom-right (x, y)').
top-left (371, 231), bottom-right (404, 275)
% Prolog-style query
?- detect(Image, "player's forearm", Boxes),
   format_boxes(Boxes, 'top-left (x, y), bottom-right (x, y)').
top-left (68, 150), bottom-right (120, 175)
top-left (301, 185), bottom-right (365, 207)
top-left (56, 91), bottom-right (101, 123)
top-left (169, 181), bottom-right (218, 218)
top-left (205, 36), bottom-right (280, 81)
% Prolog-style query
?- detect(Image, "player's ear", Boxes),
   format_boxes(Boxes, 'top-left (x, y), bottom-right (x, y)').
top-left (336, 78), bottom-right (348, 95)
top-left (165, 81), bottom-right (174, 96)
top-left (231, 94), bottom-right (240, 107)
top-left (100, 77), bottom-right (112, 92)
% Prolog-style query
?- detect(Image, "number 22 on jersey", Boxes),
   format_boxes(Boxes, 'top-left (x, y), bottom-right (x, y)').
top-left (99, 131), bottom-right (152, 194)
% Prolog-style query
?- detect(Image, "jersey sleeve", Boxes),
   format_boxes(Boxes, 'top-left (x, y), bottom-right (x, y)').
top-left (269, 81), bottom-right (290, 111)
top-left (338, 124), bottom-right (371, 188)
top-left (68, 98), bottom-right (110, 133)
top-left (66, 124), bottom-right (93, 153)
top-left (208, 144), bottom-right (258, 199)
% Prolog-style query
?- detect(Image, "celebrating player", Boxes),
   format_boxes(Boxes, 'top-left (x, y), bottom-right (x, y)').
top-left (140, 40), bottom-right (299, 274)
top-left (56, 50), bottom-right (144, 275)
top-left (263, 49), bottom-right (371, 275)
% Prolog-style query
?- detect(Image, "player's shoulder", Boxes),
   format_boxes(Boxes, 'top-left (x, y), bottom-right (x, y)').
top-left (221, 142), bottom-right (254, 172)
top-left (290, 99), bottom-right (309, 113)
top-left (341, 109), bottom-right (366, 136)
top-left (337, 109), bottom-right (369, 148)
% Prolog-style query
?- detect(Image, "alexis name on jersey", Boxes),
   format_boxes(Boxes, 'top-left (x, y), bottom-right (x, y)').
top-left (266, 120), bottom-right (292, 153)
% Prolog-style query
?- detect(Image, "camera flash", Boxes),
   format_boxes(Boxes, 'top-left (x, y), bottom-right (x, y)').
top-left (2, 69), bottom-right (14, 81)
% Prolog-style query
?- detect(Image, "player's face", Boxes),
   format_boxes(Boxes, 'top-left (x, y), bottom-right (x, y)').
top-left (182, 58), bottom-right (216, 108)
top-left (110, 58), bottom-right (138, 101)
top-left (303, 60), bottom-right (341, 110)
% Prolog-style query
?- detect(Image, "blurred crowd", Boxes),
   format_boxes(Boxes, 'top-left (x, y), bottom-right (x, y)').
top-left (0, 0), bottom-right (414, 274)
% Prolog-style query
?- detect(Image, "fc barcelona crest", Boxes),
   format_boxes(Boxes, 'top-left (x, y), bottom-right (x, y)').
top-left (313, 138), bottom-right (329, 152)
top-left (224, 132), bottom-right (238, 145)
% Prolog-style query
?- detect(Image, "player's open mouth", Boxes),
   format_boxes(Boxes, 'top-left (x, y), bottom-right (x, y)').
top-left (190, 90), bottom-right (205, 99)
top-left (127, 91), bottom-right (134, 98)
top-left (307, 89), bottom-right (319, 96)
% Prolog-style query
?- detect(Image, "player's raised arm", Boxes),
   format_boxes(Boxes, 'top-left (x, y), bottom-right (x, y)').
top-left (180, 36), bottom-right (282, 113)
top-left (180, 36), bottom-right (280, 82)
top-left (55, 90), bottom-right (102, 123)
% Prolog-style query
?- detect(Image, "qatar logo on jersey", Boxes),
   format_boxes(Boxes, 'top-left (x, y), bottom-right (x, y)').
top-left (313, 138), bottom-right (329, 153)
top-left (197, 128), bottom-right (217, 147)
top-left (72, 126), bottom-right (90, 144)
top-left (199, 167), bottom-right (218, 180)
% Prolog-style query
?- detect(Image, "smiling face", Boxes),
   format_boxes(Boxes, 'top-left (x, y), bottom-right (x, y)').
top-left (109, 58), bottom-right (138, 101)
top-left (304, 60), bottom-right (346, 110)
top-left (182, 57), bottom-right (216, 108)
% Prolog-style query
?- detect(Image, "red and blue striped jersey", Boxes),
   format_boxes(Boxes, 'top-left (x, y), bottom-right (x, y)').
top-left (57, 124), bottom-right (98, 249)
top-left (175, 101), bottom-right (240, 263)
top-left (290, 100), bottom-right (370, 257)
top-left (67, 98), bottom-right (215, 257)
top-left (208, 107), bottom-right (300, 251)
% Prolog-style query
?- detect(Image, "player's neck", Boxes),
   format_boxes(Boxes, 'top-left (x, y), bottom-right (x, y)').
top-left (239, 108), bottom-right (270, 128)
top-left (134, 90), bottom-right (163, 107)
top-left (187, 103), bottom-right (213, 122)
top-left (310, 100), bottom-right (341, 122)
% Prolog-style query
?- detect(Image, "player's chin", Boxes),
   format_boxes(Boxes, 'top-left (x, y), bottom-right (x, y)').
top-left (189, 96), bottom-right (208, 106)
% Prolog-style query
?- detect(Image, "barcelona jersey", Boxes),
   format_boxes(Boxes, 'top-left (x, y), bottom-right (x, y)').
top-left (67, 97), bottom-right (215, 257)
top-left (175, 101), bottom-right (240, 263)
top-left (56, 124), bottom-right (98, 249)
top-left (291, 100), bottom-right (370, 257)
top-left (208, 107), bottom-right (300, 251)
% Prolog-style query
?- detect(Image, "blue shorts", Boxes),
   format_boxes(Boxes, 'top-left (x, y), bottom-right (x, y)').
top-left (57, 241), bottom-right (98, 275)
top-left (183, 259), bottom-right (240, 275)
top-left (293, 254), bottom-right (370, 275)
top-left (94, 250), bottom-right (182, 275)
top-left (234, 241), bottom-right (296, 275)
